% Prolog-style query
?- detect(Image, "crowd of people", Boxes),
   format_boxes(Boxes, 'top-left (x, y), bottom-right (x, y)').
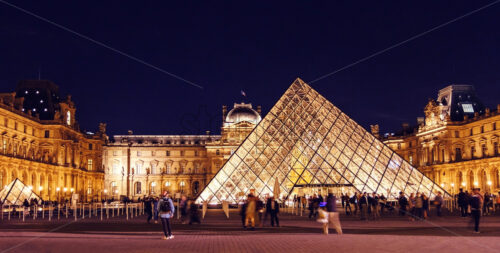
top-left (239, 193), bottom-right (280, 230)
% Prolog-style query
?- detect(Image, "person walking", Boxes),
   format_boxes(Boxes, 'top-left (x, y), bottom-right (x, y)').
top-left (324, 191), bottom-right (342, 235)
top-left (458, 189), bottom-right (467, 217)
top-left (359, 192), bottom-right (368, 220)
top-left (188, 199), bottom-right (201, 225)
top-left (180, 195), bottom-right (188, 224)
top-left (469, 188), bottom-right (483, 233)
top-left (267, 196), bottom-right (280, 227)
top-left (434, 192), bottom-right (444, 217)
top-left (158, 191), bottom-right (175, 240)
top-left (422, 193), bottom-right (429, 219)
top-left (398, 192), bottom-right (408, 217)
top-left (245, 194), bottom-right (257, 230)
top-left (153, 197), bottom-right (159, 224)
top-left (144, 197), bottom-right (153, 223)
top-left (371, 193), bottom-right (380, 220)
top-left (415, 193), bottom-right (423, 220)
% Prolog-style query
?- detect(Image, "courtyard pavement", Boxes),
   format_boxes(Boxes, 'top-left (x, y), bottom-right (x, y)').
top-left (0, 210), bottom-right (499, 253)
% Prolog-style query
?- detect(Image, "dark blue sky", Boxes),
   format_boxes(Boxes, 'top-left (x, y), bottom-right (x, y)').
top-left (1, 1), bottom-right (499, 136)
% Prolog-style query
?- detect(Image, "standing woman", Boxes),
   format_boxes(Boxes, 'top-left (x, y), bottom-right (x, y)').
top-left (422, 194), bottom-right (429, 219)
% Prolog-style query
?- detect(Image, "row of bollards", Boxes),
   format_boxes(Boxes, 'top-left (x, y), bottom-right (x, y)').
top-left (0, 202), bottom-right (145, 222)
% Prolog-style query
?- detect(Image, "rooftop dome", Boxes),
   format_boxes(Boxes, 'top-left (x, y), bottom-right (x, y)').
top-left (225, 103), bottom-right (261, 125)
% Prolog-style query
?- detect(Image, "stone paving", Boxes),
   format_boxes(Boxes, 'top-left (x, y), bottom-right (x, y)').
top-left (1, 210), bottom-right (499, 253)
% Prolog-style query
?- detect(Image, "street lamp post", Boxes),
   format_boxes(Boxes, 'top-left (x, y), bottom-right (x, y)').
top-left (63, 188), bottom-right (67, 202)
top-left (56, 187), bottom-right (61, 203)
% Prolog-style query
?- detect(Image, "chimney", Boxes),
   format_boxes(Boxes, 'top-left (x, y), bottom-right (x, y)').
top-left (257, 105), bottom-right (262, 115)
top-left (485, 107), bottom-right (490, 116)
top-left (206, 130), bottom-right (210, 135)
top-left (127, 130), bottom-right (133, 135)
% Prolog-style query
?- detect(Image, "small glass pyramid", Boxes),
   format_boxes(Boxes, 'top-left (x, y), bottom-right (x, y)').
top-left (0, 178), bottom-right (42, 205)
top-left (197, 78), bottom-right (449, 204)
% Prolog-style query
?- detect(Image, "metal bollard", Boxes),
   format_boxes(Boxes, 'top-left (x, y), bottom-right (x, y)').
top-left (42, 205), bottom-right (45, 219)
top-left (48, 205), bottom-right (52, 221)
top-left (22, 207), bottom-right (25, 222)
top-left (126, 203), bottom-right (129, 220)
top-left (100, 204), bottom-right (103, 221)
top-left (57, 204), bottom-right (60, 220)
top-left (8, 205), bottom-right (11, 220)
top-left (82, 204), bottom-right (85, 220)
top-left (74, 205), bottom-right (77, 221)
top-left (66, 205), bottom-right (69, 219)
top-left (106, 205), bottom-right (109, 219)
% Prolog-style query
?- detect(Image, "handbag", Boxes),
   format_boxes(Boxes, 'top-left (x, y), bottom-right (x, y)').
top-left (316, 209), bottom-right (328, 224)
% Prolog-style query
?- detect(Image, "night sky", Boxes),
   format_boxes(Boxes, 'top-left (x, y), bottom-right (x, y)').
top-left (1, 1), bottom-right (499, 136)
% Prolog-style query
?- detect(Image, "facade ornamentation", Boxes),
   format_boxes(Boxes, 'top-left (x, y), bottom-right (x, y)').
top-left (0, 80), bottom-right (107, 202)
top-left (383, 85), bottom-right (500, 195)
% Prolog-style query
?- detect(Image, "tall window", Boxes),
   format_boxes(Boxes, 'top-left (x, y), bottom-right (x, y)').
top-left (409, 155), bottom-right (413, 165)
top-left (216, 149), bottom-right (220, 155)
top-left (494, 142), bottom-right (499, 156)
top-left (88, 159), bottom-right (93, 170)
top-left (166, 151), bottom-right (170, 156)
top-left (2, 140), bottom-right (6, 153)
top-left (454, 131), bottom-right (459, 138)
top-left (111, 181), bottom-right (117, 195)
top-left (44, 130), bottom-right (50, 138)
top-left (66, 111), bottom-right (71, 126)
top-left (482, 144), bottom-right (487, 157)
top-left (134, 182), bottom-right (142, 195)
top-left (471, 146), bottom-right (476, 159)
top-left (89, 143), bottom-right (93, 150)
top-left (455, 148), bottom-right (462, 161)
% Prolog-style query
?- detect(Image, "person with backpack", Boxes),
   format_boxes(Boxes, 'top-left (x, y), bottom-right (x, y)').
top-left (157, 191), bottom-right (175, 240)
top-left (469, 188), bottom-right (483, 233)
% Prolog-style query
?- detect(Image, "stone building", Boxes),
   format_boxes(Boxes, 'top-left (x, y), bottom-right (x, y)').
top-left (0, 80), bottom-right (107, 202)
top-left (380, 85), bottom-right (500, 194)
top-left (103, 102), bottom-right (261, 199)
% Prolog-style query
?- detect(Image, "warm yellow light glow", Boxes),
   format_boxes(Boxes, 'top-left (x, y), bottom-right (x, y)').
top-left (39, 186), bottom-right (43, 191)
top-left (56, 187), bottom-right (60, 192)
top-left (165, 181), bottom-right (170, 187)
top-left (180, 181), bottom-right (185, 187)
top-left (70, 188), bottom-right (74, 192)
top-left (63, 187), bottom-right (67, 192)
top-left (104, 189), bottom-right (108, 193)
top-left (152, 182), bottom-right (156, 187)
top-left (28, 185), bottom-right (33, 190)
top-left (451, 183), bottom-right (455, 187)
top-left (461, 182), bottom-right (466, 187)
top-left (487, 181), bottom-right (492, 186)
top-left (473, 182), bottom-right (478, 186)
top-left (440, 183), bottom-right (444, 187)
top-left (114, 190), bottom-right (119, 194)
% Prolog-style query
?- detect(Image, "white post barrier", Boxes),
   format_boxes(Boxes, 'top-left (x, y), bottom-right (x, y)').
top-left (82, 204), bottom-right (85, 220)
top-left (74, 204), bottom-right (77, 221)
top-left (22, 207), bottom-right (25, 222)
top-left (48, 205), bottom-right (52, 221)
top-left (57, 204), bottom-right (60, 220)
top-left (100, 204), bottom-right (103, 221)
top-left (126, 203), bottom-right (129, 220)
top-left (8, 205), bottom-right (11, 220)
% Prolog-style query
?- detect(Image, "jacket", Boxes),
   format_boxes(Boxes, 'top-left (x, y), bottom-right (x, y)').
top-left (157, 197), bottom-right (175, 219)
top-left (326, 194), bottom-right (337, 212)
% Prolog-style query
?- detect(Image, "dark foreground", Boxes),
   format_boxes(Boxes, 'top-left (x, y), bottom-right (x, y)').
top-left (1, 210), bottom-right (499, 253)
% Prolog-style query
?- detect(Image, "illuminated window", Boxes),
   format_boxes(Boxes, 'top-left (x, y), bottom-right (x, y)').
top-left (89, 144), bottom-right (93, 150)
top-left (3, 140), bottom-right (6, 153)
top-left (454, 131), bottom-right (459, 138)
top-left (66, 111), bottom-right (71, 125)
top-left (462, 103), bottom-right (474, 113)
top-left (409, 155), bottom-right (413, 165)
top-left (88, 159), bottom-right (93, 170)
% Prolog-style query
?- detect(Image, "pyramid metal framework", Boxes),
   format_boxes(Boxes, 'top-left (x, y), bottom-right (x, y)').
top-left (197, 79), bottom-right (448, 204)
top-left (0, 178), bottom-right (42, 205)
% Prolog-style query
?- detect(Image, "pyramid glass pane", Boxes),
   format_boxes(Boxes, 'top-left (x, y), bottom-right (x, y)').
top-left (196, 79), bottom-right (449, 204)
top-left (0, 178), bottom-right (42, 205)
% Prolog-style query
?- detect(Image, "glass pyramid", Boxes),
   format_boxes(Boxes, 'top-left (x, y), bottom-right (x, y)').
top-left (0, 178), bottom-right (42, 205)
top-left (197, 78), bottom-right (449, 204)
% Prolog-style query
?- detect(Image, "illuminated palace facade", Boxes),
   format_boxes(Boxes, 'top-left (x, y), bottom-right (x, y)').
top-left (0, 80), bottom-right (107, 202)
top-left (103, 103), bottom-right (261, 199)
top-left (381, 85), bottom-right (500, 194)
